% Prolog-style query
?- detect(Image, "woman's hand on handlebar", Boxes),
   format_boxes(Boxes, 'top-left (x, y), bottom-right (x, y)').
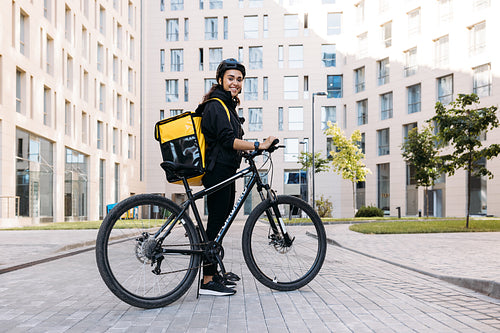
top-left (259, 136), bottom-right (278, 150)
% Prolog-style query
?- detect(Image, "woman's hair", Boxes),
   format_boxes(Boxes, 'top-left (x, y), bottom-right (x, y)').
top-left (202, 84), bottom-right (241, 105)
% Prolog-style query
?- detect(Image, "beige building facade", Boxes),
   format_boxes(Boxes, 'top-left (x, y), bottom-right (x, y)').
top-left (143, 0), bottom-right (500, 219)
top-left (1, 0), bottom-right (144, 227)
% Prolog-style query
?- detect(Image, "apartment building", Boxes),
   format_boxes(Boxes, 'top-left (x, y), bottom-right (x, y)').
top-left (1, 0), bottom-right (144, 227)
top-left (144, 0), bottom-right (500, 219)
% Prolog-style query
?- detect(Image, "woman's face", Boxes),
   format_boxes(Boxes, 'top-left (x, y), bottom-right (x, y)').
top-left (219, 69), bottom-right (244, 97)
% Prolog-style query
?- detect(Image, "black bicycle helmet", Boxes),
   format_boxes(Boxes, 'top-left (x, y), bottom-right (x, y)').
top-left (216, 58), bottom-right (246, 83)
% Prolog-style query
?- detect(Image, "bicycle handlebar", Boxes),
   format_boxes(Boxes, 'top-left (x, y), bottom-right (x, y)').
top-left (242, 139), bottom-right (283, 160)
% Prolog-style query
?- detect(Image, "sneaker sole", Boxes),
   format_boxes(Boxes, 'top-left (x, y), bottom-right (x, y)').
top-left (199, 289), bottom-right (236, 296)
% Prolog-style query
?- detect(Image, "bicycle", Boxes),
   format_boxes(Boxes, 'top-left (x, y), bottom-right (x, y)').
top-left (95, 140), bottom-right (327, 309)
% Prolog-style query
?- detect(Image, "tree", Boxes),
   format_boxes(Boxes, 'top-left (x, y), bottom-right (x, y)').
top-left (430, 93), bottom-right (500, 228)
top-left (324, 122), bottom-right (371, 215)
top-left (401, 125), bottom-right (440, 217)
top-left (297, 151), bottom-right (330, 173)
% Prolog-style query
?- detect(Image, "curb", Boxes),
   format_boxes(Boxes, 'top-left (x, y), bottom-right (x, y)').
top-left (325, 236), bottom-right (500, 300)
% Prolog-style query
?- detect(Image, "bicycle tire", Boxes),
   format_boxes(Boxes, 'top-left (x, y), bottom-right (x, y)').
top-left (242, 195), bottom-right (327, 291)
top-left (96, 194), bottom-right (201, 308)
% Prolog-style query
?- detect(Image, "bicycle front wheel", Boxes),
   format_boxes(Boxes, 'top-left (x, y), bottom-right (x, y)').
top-left (242, 195), bottom-right (327, 291)
top-left (96, 194), bottom-right (201, 309)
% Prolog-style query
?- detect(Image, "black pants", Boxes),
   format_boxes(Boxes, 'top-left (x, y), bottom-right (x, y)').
top-left (202, 164), bottom-right (237, 276)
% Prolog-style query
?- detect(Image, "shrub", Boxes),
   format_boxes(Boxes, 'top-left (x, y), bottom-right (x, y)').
top-left (315, 195), bottom-right (333, 218)
top-left (355, 205), bottom-right (384, 218)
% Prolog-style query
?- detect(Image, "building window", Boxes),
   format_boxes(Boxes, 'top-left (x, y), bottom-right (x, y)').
top-left (184, 18), bottom-right (189, 40)
top-left (284, 76), bottom-right (299, 100)
top-left (210, 0), bottom-right (223, 9)
top-left (249, 46), bottom-right (263, 69)
top-left (99, 6), bottom-right (106, 34)
top-left (99, 83), bottom-right (106, 111)
top-left (354, 67), bottom-right (365, 93)
top-left (289, 45), bottom-right (303, 68)
top-left (205, 17), bottom-right (218, 40)
top-left (208, 48), bottom-right (222, 71)
top-left (16, 130), bottom-right (54, 219)
top-left (355, 1), bottom-right (365, 24)
top-left (434, 35), bottom-right (449, 67)
top-left (377, 163), bottom-right (390, 212)
top-left (327, 13), bottom-right (341, 35)
top-left (170, 109), bottom-right (183, 117)
top-left (128, 68), bottom-right (134, 92)
top-left (408, 8), bottom-right (421, 39)
top-left (358, 133), bottom-right (366, 154)
top-left (116, 23), bottom-right (122, 49)
top-left (97, 121), bottom-right (104, 149)
top-left (437, 75), bottom-right (453, 104)
top-left (263, 15), bottom-right (268, 37)
top-left (114, 163), bottom-right (120, 203)
top-left (284, 138), bottom-right (299, 162)
top-left (166, 79), bottom-right (179, 102)
top-left (408, 84), bottom-right (421, 114)
top-left (357, 99), bottom-right (368, 125)
top-left (44, 0), bottom-right (52, 20)
top-left (278, 107), bottom-right (283, 131)
top-left (404, 47), bottom-right (417, 77)
top-left (113, 56), bottom-right (119, 81)
top-left (116, 93), bottom-right (122, 120)
top-left (171, 0), bottom-right (184, 10)
top-left (278, 45), bottom-right (284, 68)
top-left (199, 48), bottom-right (204, 71)
top-left (99, 159), bottom-right (105, 219)
top-left (65, 100), bottom-right (72, 136)
top-left (249, 108), bottom-right (263, 131)
top-left (129, 102), bottom-right (135, 126)
top-left (112, 128), bottom-right (118, 154)
top-left (66, 55), bottom-right (73, 89)
top-left (357, 32), bottom-right (368, 58)
top-left (377, 58), bottom-right (390, 85)
top-left (474, 0), bottom-right (490, 10)
top-left (381, 21), bottom-right (392, 47)
top-left (97, 43), bottom-right (104, 72)
top-left (473, 63), bottom-right (491, 97)
top-left (403, 123), bottom-right (418, 144)
top-left (43, 86), bottom-right (51, 125)
top-left (284, 14), bottom-right (299, 37)
top-left (321, 106), bottom-right (336, 130)
top-left (263, 77), bottom-right (268, 100)
top-left (166, 19), bottom-right (179, 41)
top-left (16, 69), bottom-right (25, 114)
top-left (160, 49), bottom-right (165, 72)
top-left (19, 11), bottom-right (29, 55)
top-left (204, 79), bottom-right (217, 93)
top-left (128, 135), bottom-right (134, 159)
top-left (321, 44), bottom-right (336, 67)
top-left (244, 16), bottom-right (258, 39)
top-left (469, 22), bottom-right (486, 56)
top-left (380, 92), bottom-right (393, 120)
top-left (46, 35), bottom-right (54, 74)
top-left (224, 16), bottom-right (228, 39)
top-left (327, 75), bottom-right (342, 98)
top-left (184, 79), bottom-right (189, 102)
top-left (288, 107), bottom-right (303, 131)
top-left (244, 77), bottom-right (258, 101)
top-left (377, 128), bottom-right (390, 156)
top-left (438, 0), bottom-right (452, 25)
top-left (250, 0), bottom-right (264, 7)
top-left (65, 6), bottom-right (72, 42)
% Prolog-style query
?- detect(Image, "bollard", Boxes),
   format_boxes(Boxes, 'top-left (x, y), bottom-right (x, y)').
top-left (396, 206), bottom-right (401, 219)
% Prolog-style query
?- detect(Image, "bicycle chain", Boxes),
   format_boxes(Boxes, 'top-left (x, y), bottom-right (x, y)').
top-left (151, 241), bottom-right (212, 276)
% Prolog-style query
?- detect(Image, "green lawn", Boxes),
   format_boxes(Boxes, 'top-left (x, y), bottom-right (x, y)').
top-left (2, 219), bottom-right (165, 230)
top-left (349, 219), bottom-right (500, 234)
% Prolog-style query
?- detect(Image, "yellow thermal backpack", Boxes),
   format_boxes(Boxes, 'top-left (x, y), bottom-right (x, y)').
top-left (154, 98), bottom-right (230, 186)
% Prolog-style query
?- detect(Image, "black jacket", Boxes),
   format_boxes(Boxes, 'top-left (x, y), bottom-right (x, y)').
top-left (198, 85), bottom-right (244, 169)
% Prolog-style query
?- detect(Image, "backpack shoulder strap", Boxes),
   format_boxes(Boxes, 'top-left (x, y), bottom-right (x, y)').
top-left (207, 98), bottom-right (231, 122)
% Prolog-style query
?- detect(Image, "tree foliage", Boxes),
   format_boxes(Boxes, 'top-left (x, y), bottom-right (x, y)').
top-left (297, 151), bottom-right (330, 174)
top-left (324, 122), bottom-right (371, 215)
top-left (430, 93), bottom-right (500, 227)
top-left (401, 125), bottom-right (440, 217)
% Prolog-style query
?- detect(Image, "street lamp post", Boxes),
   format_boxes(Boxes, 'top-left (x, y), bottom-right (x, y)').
top-left (311, 92), bottom-right (327, 211)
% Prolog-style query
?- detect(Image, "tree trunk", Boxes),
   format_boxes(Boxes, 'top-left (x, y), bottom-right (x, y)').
top-left (466, 164), bottom-right (471, 229)
top-left (424, 187), bottom-right (428, 217)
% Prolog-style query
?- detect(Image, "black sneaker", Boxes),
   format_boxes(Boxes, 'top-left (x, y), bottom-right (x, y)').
top-left (213, 274), bottom-right (237, 288)
top-left (223, 271), bottom-right (240, 282)
top-left (199, 280), bottom-right (236, 296)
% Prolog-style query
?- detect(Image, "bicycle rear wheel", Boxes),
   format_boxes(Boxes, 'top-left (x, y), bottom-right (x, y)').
top-left (242, 195), bottom-right (326, 291)
top-left (96, 194), bottom-right (200, 308)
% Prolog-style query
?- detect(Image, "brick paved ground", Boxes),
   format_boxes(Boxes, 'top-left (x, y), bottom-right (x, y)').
top-left (1, 223), bottom-right (499, 332)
